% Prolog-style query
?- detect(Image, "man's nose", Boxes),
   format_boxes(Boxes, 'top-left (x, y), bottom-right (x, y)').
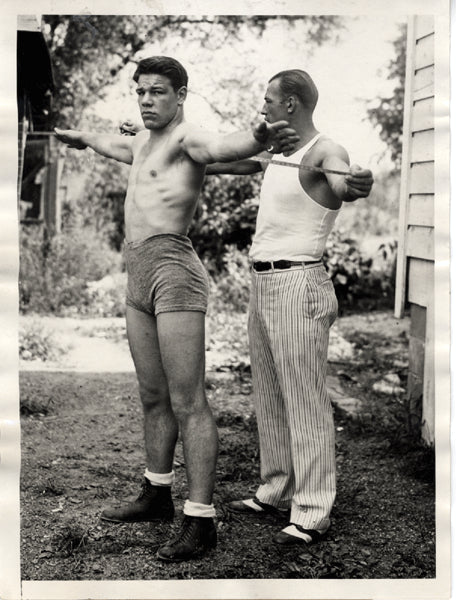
top-left (142, 93), bottom-right (153, 106)
top-left (260, 103), bottom-right (267, 115)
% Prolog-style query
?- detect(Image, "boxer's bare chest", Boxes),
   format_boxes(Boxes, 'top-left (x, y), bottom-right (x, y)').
top-left (131, 135), bottom-right (177, 184)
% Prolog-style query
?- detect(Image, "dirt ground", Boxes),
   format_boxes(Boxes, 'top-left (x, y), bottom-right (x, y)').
top-left (19, 310), bottom-right (435, 580)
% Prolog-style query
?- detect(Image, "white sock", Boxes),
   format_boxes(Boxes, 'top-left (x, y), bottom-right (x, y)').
top-left (183, 499), bottom-right (216, 518)
top-left (144, 469), bottom-right (175, 486)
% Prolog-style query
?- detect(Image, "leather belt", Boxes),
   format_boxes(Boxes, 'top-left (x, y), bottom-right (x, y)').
top-left (252, 260), bottom-right (321, 272)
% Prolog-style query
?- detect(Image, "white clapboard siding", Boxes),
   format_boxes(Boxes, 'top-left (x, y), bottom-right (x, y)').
top-left (413, 65), bottom-right (434, 101)
top-left (411, 96), bottom-right (434, 131)
top-left (415, 32), bottom-right (434, 70)
top-left (409, 162), bottom-right (434, 194)
top-left (395, 15), bottom-right (435, 444)
top-left (415, 16), bottom-right (434, 39)
top-left (407, 258), bottom-right (433, 307)
top-left (406, 225), bottom-right (434, 260)
top-left (408, 194), bottom-right (434, 227)
top-left (410, 129), bottom-right (434, 162)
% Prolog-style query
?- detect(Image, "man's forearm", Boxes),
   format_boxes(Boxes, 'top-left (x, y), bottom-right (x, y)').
top-left (327, 175), bottom-right (352, 202)
top-left (323, 157), bottom-right (373, 202)
top-left (206, 158), bottom-right (263, 175)
top-left (81, 133), bottom-right (132, 163)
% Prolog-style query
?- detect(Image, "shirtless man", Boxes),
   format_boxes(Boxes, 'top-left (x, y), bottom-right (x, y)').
top-left (206, 69), bottom-right (373, 546)
top-left (54, 56), bottom-right (298, 561)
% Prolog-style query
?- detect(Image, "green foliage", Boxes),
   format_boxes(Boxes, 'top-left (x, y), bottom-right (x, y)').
top-left (19, 224), bottom-right (397, 318)
top-left (42, 14), bottom-right (346, 275)
top-left (189, 174), bottom-right (262, 272)
top-left (366, 24), bottom-right (406, 168)
top-left (207, 235), bottom-right (398, 317)
top-left (207, 245), bottom-right (251, 313)
top-left (337, 171), bottom-right (400, 238)
top-left (60, 114), bottom-right (129, 250)
top-left (83, 273), bottom-right (127, 318)
top-left (19, 224), bottom-right (122, 315)
top-left (19, 319), bottom-right (67, 362)
top-left (43, 15), bottom-right (343, 129)
top-left (52, 521), bottom-right (91, 556)
top-left (324, 230), bottom-right (397, 312)
top-left (20, 388), bottom-right (55, 417)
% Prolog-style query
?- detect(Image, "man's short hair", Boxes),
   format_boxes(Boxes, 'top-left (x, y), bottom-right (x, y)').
top-left (133, 56), bottom-right (188, 91)
top-left (269, 69), bottom-right (318, 112)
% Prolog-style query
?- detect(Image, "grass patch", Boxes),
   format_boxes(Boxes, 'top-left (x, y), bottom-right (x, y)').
top-left (52, 522), bottom-right (92, 556)
top-left (20, 392), bottom-right (55, 417)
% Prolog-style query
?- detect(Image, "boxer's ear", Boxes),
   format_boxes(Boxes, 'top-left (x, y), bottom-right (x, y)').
top-left (177, 86), bottom-right (187, 105)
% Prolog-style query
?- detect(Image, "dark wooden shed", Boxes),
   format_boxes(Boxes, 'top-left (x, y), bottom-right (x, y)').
top-left (17, 15), bottom-right (60, 232)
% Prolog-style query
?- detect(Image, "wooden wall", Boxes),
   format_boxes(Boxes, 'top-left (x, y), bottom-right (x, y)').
top-left (395, 16), bottom-right (434, 444)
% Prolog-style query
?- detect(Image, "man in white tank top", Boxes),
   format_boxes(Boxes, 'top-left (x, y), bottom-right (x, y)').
top-left (207, 70), bottom-right (373, 546)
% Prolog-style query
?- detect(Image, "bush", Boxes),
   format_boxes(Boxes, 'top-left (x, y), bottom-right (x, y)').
top-left (336, 170), bottom-right (400, 239)
top-left (323, 230), bottom-right (397, 312)
top-left (19, 224), bottom-right (123, 315)
top-left (207, 245), bottom-right (251, 313)
top-left (19, 319), bottom-right (68, 361)
top-left (82, 273), bottom-right (127, 318)
top-left (189, 173), bottom-right (262, 272)
top-left (207, 236), bottom-right (397, 316)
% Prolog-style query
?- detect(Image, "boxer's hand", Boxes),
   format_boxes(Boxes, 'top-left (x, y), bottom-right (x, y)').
top-left (54, 128), bottom-right (87, 149)
top-left (119, 119), bottom-right (142, 136)
top-left (253, 120), bottom-right (299, 154)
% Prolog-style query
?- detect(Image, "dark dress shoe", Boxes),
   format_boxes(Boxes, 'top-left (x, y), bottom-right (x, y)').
top-left (227, 497), bottom-right (289, 518)
top-left (273, 523), bottom-right (327, 545)
top-left (100, 478), bottom-right (174, 523)
top-left (157, 515), bottom-right (217, 561)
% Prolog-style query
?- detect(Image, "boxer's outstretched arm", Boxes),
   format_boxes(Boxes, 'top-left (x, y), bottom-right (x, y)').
top-left (180, 121), bottom-right (298, 165)
top-left (54, 128), bottom-right (135, 164)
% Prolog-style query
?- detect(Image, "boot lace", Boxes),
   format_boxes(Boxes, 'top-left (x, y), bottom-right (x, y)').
top-left (176, 516), bottom-right (199, 547)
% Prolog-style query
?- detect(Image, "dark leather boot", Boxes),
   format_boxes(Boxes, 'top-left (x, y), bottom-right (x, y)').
top-left (100, 478), bottom-right (174, 523)
top-left (157, 515), bottom-right (217, 561)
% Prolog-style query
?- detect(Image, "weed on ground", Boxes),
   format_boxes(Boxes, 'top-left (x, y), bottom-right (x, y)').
top-left (19, 311), bottom-right (435, 580)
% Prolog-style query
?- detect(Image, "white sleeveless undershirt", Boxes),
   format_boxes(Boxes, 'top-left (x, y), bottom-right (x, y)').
top-left (249, 133), bottom-right (340, 262)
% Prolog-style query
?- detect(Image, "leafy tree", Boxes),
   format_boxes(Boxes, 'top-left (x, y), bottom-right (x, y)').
top-left (43, 15), bottom-right (346, 271)
top-left (43, 15), bottom-right (343, 129)
top-left (366, 24), bottom-right (406, 169)
top-left (189, 173), bottom-right (263, 272)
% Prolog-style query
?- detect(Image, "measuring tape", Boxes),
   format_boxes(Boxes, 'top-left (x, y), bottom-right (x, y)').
top-left (253, 155), bottom-right (349, 176)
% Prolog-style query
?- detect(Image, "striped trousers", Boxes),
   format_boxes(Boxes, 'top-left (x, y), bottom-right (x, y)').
top-left (248, 263), bottom-right (338, 530)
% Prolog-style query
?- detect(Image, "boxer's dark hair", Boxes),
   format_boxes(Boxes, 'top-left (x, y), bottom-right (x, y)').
top-left (133, 56), bottom-right (188, 91)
